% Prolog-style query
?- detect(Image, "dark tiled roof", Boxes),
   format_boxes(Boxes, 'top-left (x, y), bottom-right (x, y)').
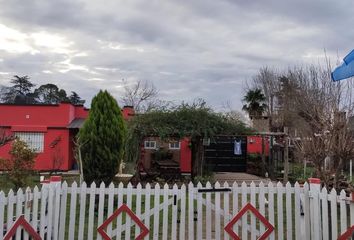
top-left (67, 118), bottom-right (86, 129)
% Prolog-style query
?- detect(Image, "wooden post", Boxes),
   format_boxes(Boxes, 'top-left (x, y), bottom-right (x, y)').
top-left (283, 127), bottom-right (289, 183)
top-left (261, 135), bottom-right (266, 177)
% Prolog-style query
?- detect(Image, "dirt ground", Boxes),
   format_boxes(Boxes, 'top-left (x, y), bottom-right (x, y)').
top-left (214, 172), bottom-right (271, 185)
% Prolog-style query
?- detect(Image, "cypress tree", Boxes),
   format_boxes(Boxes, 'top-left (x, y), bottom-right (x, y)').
top-left (79, 90), bottom-right (126, 185)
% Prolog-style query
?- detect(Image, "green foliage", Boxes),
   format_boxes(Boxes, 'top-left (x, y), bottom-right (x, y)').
top-left (0, 139), bottom-right (37, 190)
top-left (34, 83), bottom-right (69, 104)
top-left (125, 99), bottom-right (253, 164)
top-left (2, 75), bottom-right (36, 103)
top-left (289, 162), bottom-right (314, 183)
top-left (69, 91), bottom-right (85, 105)
top-left (79, 90), bottom-right (126, 185)
top-left (0, 75), bottom-right (86, 105)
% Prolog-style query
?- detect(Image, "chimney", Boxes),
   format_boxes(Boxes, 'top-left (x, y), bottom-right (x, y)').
top-left (122, 106), bottom-right (135, 120)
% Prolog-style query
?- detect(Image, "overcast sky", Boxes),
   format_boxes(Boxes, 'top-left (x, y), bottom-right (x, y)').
top-left (0, 0), bottom-right (353, 111)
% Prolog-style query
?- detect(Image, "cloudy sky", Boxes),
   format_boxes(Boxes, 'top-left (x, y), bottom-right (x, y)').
top-left (0, 0), bottom-right (353, 110)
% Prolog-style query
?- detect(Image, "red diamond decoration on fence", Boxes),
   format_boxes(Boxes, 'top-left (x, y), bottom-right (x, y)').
top-left (4, 215), bottom-right (41, 240)
top-left (338, 225), bottom-right (354, 240)
top-left (97, 204), bottom-right (149, 240)
top-left (224, 202), bottom-right (274, 240)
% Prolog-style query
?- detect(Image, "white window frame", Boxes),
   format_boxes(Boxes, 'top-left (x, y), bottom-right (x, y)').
top-left (144, 140), bottom-right (157, 149)
top-left (169, 141), bottom-right (180, 150)
top-left (14, 132), bottom-right (45, 153)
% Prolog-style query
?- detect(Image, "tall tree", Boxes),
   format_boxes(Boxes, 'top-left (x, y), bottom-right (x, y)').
top-left (242, 88), bottom-right (267, 119)
top-left (79, 90), bottom-right (126, 184)
top-left (1, 75), bottom-right (36, 103)
top-left (69, 91), bottom-right (85, 105)
top-left (34, 83), bottom-right (68, 104)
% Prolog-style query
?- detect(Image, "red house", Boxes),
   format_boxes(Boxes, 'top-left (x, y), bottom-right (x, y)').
top-left (0, 102), bottom-right (89, 171)
top-left (247, 136), bottom-right (270, 156)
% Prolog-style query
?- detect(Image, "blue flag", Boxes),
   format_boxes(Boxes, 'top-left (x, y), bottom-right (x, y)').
top-left (332, 49), bottom-right (354, 81)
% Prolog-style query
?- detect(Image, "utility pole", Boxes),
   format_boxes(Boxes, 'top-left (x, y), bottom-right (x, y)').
top-left (261, 135), bottom-right (266, 176)
top-left (283, 127), bottom-right (289, 183)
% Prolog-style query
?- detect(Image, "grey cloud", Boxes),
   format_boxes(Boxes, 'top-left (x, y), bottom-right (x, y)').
top-left (0, 0), bottom-right (353, 111)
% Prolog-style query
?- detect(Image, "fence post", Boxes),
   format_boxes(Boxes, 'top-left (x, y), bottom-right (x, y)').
top-left (309, 178), bottom-right (321, 240)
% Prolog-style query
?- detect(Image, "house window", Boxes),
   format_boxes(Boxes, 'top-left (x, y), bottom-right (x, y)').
top-left (144, 140), bottom-right (156, 149)
top-left (14, 132), bottom-right (44, 152)
top-left (169, 141), bottom-right (180, 150)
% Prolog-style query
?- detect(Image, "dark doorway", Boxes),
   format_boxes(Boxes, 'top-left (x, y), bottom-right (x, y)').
top-left (204, 136), bottom-right (247, 172)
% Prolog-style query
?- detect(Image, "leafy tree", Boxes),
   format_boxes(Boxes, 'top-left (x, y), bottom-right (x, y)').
top-left (0, 139), bottom-right (37, 190)
top-left (242, 88), bottom-right (267, 119)
top-left (69, 91), bottom-right (85, 105)
top-left (1, 75), bottom-right (36, 103)
top-left (79, 90), bottom-right (126, 184)
top-left (34, 83), bottom-right (69, 104)
top-left (125, 99), bottom-right (252, 176)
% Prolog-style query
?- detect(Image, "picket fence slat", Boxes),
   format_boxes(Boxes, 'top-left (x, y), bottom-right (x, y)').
top-left (286, 182), bottom-right (293, 240)
top-left (259, 182), bottom-right (265, 237)
top-left (294, 182), bottom-right (301, 240)
top-left (78, 182), bottom-right (88, 240)
top-left (250, 182), bottom-right (256, 240)
top-left (53, 184), bottom-right (61, 240)
top-left (223, 182), bottom-right (230, 240)
top-left (68, 182), bottom-right (78, 240)
top-left (87, 182), bottom-right (96, 240)
top-left (215, 181), bottom-right (221, 239)
top-left (339, 190), bottom-right (347, 235)
top-left (330, 188), bottom-right (338, 239)
top-left (116, 182), bottom-right (124, 240)
top-left (268, 182), bottom-right (275, 240)
top-left (162, 183), bottom-right (169, 240)
top-left (153, 183), bottom-right (160, 240)
top-left (321, 187), bottom-right (329, 240)
top-left (197, 182), bottom-right (203, 240)
top-left (15, 188), bottom-right (23, 239)
top-left (241, 182), bottom-right (247, 239)
top-left (188, 182), bottom-right (194, 240)
top-left (205, 182), bottom-right (212, 240)
top-left (39, 186), bottom-right (47, 238)
top-left (179, 184), bottom-right (186, 240)
top-left (135, 183), bottom-right (142, 238)
top-left (232, 182), bottom-right (239, 236)
top-left (125, 183), bottom-right (133, 240)
top-left (303, 182), bottom-right (311, 240)
top-left (23, 187), bottom-right (31, 240)
top-left (58, 182), bottom-right (68, 240)
top-left (171, 184), bottom-right (178, 240)
top-left (0, 192), bottom-right (4, 240)
top-left (97, 182), bottom-right (106, 240)
top-left (143, 183), bottom-right (151, 240)
top-left (351, 194), bottom-right (354, 231)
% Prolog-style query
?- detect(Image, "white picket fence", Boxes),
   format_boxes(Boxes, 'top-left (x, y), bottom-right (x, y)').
top-left (0, 180), bottom-right (354, 239)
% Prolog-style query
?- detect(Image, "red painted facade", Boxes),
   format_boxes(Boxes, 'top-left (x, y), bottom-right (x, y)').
top-left (0, 103), bottom-right (89, 171)
top-left (0, 104), bottom-right (162, 172)
top-left (247, 136), bottom-right (270, 156)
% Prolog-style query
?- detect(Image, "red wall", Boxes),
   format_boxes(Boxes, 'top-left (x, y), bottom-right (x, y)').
top-left (247, 136), bottom-right (270, 156)
top-left (0, 103), bottom-right (88, 171)
top-left (179, 138), bottom-right (191, 173)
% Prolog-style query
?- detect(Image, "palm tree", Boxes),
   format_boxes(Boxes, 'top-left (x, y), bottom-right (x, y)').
top-left (242, 88), bottom-right (267, 119)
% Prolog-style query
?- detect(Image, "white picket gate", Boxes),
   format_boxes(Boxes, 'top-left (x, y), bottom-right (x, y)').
top-left (0, 180), bottom-right (354, 239)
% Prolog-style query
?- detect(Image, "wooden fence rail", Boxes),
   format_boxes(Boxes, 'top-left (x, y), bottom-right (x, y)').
top-left (0, 179), bottom-right (354, 239)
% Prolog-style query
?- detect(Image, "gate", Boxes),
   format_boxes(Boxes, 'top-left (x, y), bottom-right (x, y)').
top-left (1, 178), bottom-right (354, 239)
